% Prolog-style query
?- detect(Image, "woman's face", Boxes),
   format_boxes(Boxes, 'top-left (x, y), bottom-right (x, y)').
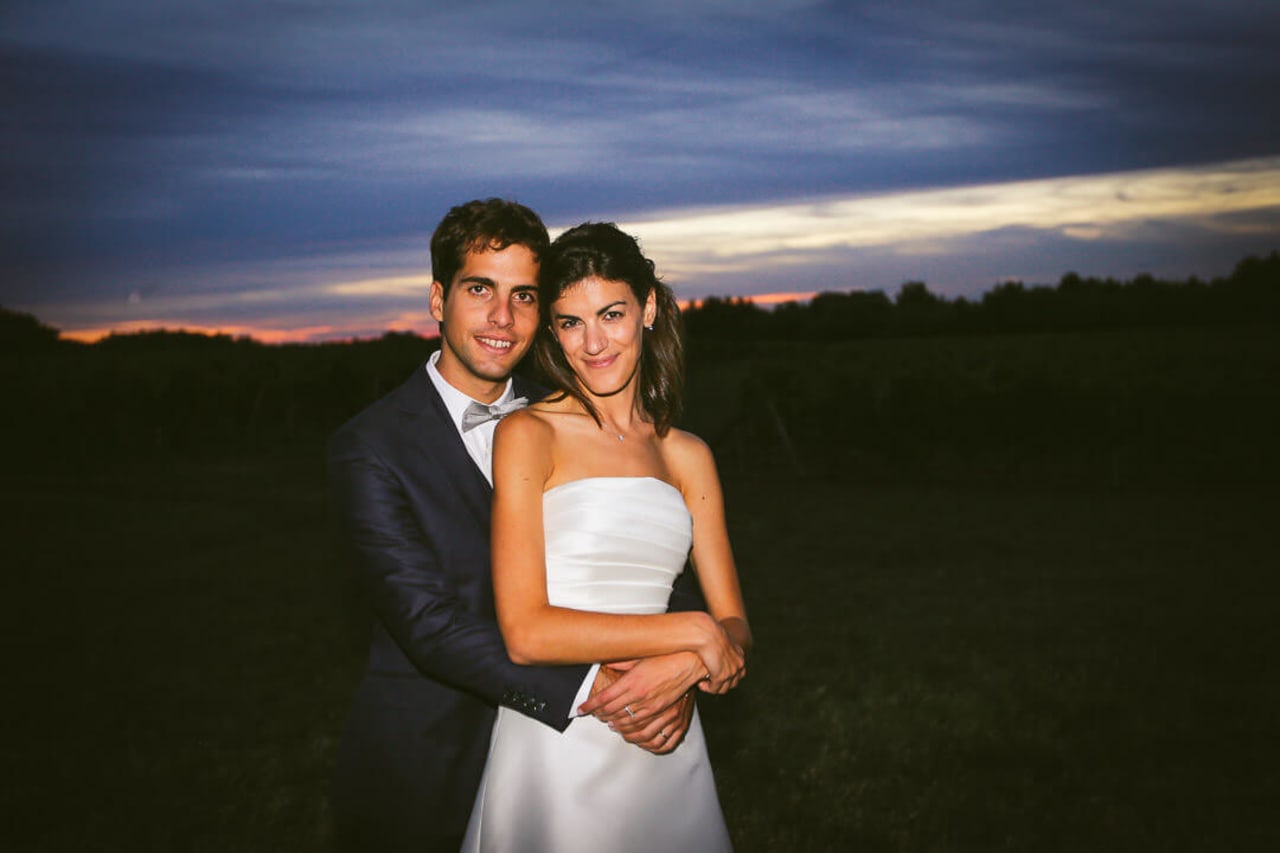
top-left (550, 275), bottom-right (657, 398)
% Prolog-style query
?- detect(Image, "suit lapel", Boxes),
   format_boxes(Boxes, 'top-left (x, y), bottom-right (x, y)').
top-left (397, 363), bottom-right (494, 528)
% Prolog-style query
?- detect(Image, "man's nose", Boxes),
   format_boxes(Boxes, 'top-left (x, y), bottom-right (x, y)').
top-left (488, 296), bottom-right (513, 327)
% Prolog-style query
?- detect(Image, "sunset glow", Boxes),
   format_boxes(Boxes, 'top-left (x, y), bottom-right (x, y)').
top-left (60, 321), bottom-right (346, 345)
top-left (45, 156), bottom-right (1280, 343)
top-left (681, 291), bottom-right (819, 309)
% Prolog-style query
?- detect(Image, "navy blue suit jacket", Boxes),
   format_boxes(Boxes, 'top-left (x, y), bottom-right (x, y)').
top-left (327, 362), bottom-right (702, 851)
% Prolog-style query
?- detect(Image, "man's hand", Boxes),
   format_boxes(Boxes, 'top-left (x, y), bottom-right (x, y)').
top-left (585, 661), bottom-right (698, 754)
top-left (619, 689), bottom-right (695, 755)
top-left (581, 652), bottom-right (706, 752)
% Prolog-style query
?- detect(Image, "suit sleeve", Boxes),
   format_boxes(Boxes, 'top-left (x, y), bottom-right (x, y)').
top-left (329, 427), bottom-right (589, 731)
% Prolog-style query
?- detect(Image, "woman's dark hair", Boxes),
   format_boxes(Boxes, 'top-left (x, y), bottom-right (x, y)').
top-left (534, 222), bottom-right (684, 436)
top-left (430, 198), bottom-right (549, 294)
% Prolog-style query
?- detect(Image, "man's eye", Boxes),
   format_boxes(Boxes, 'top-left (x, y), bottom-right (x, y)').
top-left (469, 284), bottom-right (488, 296)
top-left (514, 292), bottom-right (537, 304)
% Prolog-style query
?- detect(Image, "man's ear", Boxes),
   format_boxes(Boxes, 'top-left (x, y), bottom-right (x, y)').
top-left (429, 280), bottom-right (446, 323)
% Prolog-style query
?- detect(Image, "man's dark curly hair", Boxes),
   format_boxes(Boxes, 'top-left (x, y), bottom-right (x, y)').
top-left (429, 198), bottom-right (550, 294)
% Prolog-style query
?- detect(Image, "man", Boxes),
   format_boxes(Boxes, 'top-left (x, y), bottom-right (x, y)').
top-left (328, 199), bottom-right (706, 852)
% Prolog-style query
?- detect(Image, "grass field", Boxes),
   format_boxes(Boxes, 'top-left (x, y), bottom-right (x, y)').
top-left (4, 450), bottom-right (1277, 851)
top-left (708, 476), bottom-right (1278, 851)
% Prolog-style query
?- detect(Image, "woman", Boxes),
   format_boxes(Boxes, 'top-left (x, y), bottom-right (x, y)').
top-left (460, 223), bottom-right (751, 852)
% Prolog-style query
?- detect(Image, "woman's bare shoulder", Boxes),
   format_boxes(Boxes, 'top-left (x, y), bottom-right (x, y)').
top-left (494, 406), bottom-right (554, 447)
top-left (664, 426), bottom-right (712, 456)
top-left (662, 428), bottom-right (718, 485)
top-left (497, 398), bottom-right (596, 452)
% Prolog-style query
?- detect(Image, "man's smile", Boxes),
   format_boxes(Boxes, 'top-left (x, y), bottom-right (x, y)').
top-left (477, 336), bottom-right (515, 351)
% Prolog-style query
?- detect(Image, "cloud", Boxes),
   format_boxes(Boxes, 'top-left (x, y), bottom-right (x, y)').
top-left (621, 156), bottom-right (1280, 281)
top-left (25, 155), bottom-right (1280, 340)
top-left (4, 1), bottom-right (1278, 339)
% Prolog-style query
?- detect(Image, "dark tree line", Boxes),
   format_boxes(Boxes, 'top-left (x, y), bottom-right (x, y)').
top-left (1, 251), bottom-right (1276, 483)
top-left (683, 251), bottom-right (1280, 341)
top-left (5, 251), bottom-right (1277, 356)
top-left (0, 307), bottom-right (62, 352)
top-left (0, 326), bottom-right (436, 470)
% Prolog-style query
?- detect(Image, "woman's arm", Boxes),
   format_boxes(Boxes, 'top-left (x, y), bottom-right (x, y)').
top-left (490, 412), bottom-right (741, 681)
top-left (669, 430), bottom-right (753, 692)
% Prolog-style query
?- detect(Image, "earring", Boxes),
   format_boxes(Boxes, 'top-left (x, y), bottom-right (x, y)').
top-left (645, 324), bottom-right (654, 331)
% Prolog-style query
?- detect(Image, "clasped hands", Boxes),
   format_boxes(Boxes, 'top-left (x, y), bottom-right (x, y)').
top-left (579, 616), bottom-right (746, 755)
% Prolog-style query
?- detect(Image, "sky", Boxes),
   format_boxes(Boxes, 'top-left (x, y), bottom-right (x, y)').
top-left (3, 0), bottom-right (1279, 342)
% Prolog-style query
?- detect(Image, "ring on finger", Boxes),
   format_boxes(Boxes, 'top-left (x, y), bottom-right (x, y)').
top-left (623, 705), bottom-right (635, 719)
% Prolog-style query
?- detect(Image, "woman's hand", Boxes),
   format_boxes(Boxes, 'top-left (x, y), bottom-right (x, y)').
top-left (692, 613), bottom-right (746, 694)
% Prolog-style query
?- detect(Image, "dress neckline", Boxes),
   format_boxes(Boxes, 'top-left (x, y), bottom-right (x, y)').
top-left (543, 475), bottom-right (683, 500)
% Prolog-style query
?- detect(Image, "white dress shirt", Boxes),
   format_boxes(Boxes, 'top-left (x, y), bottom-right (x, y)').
top-left (425, 350), bottom-right (517, 486)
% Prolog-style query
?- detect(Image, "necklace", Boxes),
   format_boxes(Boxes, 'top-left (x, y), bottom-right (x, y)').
top-left (597, 410), bottom-right (633, 442)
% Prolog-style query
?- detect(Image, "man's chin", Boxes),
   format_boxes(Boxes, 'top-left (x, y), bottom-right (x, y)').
top-left (474, 353), bottom-right (526, 381)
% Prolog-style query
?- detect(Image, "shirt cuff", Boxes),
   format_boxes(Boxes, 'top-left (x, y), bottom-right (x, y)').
top-left (570, 664), bottom-right (601, 718)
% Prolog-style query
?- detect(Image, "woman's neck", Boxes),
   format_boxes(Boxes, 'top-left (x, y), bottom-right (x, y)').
top-left (583, 384), bottom-right (644, 437)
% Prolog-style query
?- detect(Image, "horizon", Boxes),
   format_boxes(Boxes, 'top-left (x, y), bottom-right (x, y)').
top-left (20, 248), bottom-right (1269, 346)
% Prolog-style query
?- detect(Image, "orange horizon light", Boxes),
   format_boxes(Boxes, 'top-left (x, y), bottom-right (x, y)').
top-left (680, 290), bottom-right (817, 309)
top-left (57, 293), bottom-right (818, 344)
top-left (59, 322), bottom-right (341, 345)
top-left (59, 316), bottom-right (443, 345)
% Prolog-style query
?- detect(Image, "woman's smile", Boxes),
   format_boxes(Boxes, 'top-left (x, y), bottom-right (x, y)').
top-left (552, 276), bottom-right (652, 398)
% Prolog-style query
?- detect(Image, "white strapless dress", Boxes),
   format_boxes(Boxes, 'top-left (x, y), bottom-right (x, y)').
top-left (461, 477), bottom-right (732, 853)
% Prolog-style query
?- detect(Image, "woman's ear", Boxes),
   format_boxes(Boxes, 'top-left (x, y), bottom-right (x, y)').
top-left (643, 291), bottom-right (658, 327)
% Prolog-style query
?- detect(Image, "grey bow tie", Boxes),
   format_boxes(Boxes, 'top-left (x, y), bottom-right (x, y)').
top-left (461, 397), bottom-right (529, 432)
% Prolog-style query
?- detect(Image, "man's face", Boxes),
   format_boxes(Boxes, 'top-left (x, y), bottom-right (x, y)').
top-left (429, 243), bottom-right (540, 402)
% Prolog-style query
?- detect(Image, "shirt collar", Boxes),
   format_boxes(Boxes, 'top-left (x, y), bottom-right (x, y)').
top-left (425, 350), bottom-right (516, 432)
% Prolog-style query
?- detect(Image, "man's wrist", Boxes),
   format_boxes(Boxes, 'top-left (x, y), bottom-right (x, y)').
top-left (570, 663), bottom-right (602, 717)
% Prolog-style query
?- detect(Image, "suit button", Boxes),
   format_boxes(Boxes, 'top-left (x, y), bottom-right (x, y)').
top-left (535, 701), bottom-right (546, 712)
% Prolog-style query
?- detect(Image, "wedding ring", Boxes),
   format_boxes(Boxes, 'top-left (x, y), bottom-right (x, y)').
top-left (658, 729), bottom-right (669, 740)
top-left (623, 705), bottom-right (635, 719)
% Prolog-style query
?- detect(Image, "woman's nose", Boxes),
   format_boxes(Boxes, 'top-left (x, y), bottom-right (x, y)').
top-left (583, 323), bottom-right (606, 354)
